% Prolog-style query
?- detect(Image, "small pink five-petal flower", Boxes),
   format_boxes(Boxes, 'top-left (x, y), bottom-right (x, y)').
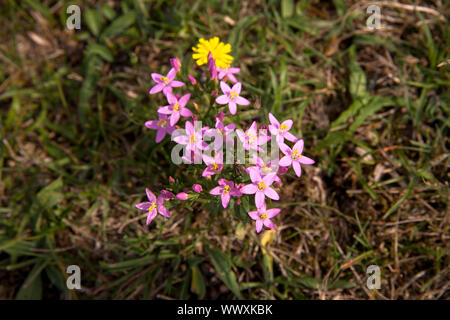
top-left (135, 188), bottom-right (171, 225)
top-left (210, 179), bottom-right (242, 208)
top-left (248, 202), bottom-right (281, 233)
top-left (217, 67), bottom-right (240, 83)
top-left (247, 154), bottom-right (281, 183)
top-left (236, 121), bottom-right (271, 152)
top-left (268, 113), bottom-right (298, 145)
top-left (279, 139), bottom-right (315, 177)
top-left (158, 92), bottom-right (192, 126)
top-left (205, 114), bottom-right (236, 151)
top-left (150, 68), bottom-right (184, 95)
top-left (202, 151), bottom-right (224, 177)
top-left (240, 171), bottom-right (279, 208)
top-left (215, 81), bottom-right (250, 115)
top-left (173, 120), bottom-right (209, 157)
top-left (145, 113), bottom-right (176, 143)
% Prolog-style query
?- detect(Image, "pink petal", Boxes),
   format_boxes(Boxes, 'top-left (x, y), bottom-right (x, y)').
top-left (264, 187), bottom-right (279, 200)
top-left (157, 106), bottom-right (172, 114)
top-left (155, 129), bottom-right (166, 143)
top-left (299, 156), bottom-right (315, 165)
top-left (240, 184), bottom-right (257, 194)
top-left (146, 188), bottom-right (156, 202)
top-left (167, 68), bottom-right (176, 81)
top-left (151, 73), bottom-right (162, 83)
top-left (221, 193), bottom-right (230, 208)
top-left (231, 82), bottom-right (242, 94)
top-left (281, 119), bottom-right (293, 130)
top-left (248, 211), bottom-right (259, 220)
top-left (255, 220), bottom-right (263, 233)
top-left (263, 219), bottom-right (276, 230)
top-left (158, 205), bottom-right (171, 218)
top-left (228, 102), bottom-right (237, 114)
top-left (279, 156), bottom-right (292, 167)
top-left (292, 161), bottom-right (302, 177)
top-left (135, 202), bottom-right (151, 211)
top-left (266, 208), bottom-right (281, 218)
top-left (171, 80), bottom-right (185, 87)
top-left (146, 209), bottom-right (157, 225)
top-left (284, 132), bottom-right (298, 142)
top-left (235, 96), bottom-right (250, 106)
top-left (293, 139), bottom-right (304, 154)
top-left (255, 191), bottom-right (265, 208)
top-left (179, 93), bottom-right (191, 107)
top-left (210, 186), bottom-right (222, 196)
top-left (170, 112), bottom-right (180, 126)
top-left (145, 120), bottom-right (159, 130)
top-left (268, 113), bottom-right (280, 127)
top-left (166, 92), bottom-right (177, 105)
top-left (149, 83), bottom-right (164, 94)
top-left (220, 81), bottom-right (231, 94)
top-left (180, 108), bottom-right (192, 117)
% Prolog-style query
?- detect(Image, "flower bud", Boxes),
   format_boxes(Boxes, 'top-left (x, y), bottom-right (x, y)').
top-left (176, 192), bottom-right (188, 200)
top-left (187, 74), bottom-right (197, 85)
top-left (192, 184), bottom-right (203, 193)
top-left (161, 190), bottom-right (175, 200)
top-left (170, 57), bottom-right (181, 72)
top-left (169, 176), bottom-right (175, 184)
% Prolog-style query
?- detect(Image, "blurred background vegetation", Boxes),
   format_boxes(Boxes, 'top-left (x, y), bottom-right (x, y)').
top-left (0, 0), bottom-right (448, 299)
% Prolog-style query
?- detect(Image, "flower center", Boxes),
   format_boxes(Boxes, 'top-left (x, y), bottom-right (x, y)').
top-left (161, 76), bottom-right (170, 85)
top-left (212, 162), bottom-right (219, 171)
top-left (190, 134), bottom-right (196, 143)
top-left (262, 164), bottom-right (272, 172)
top-left (230, 91), bottom-right (239, 100)
top-left (148, 202), bottom-right (157, 212)
top-left (173, 103), bottom-right (180, 111)
top-left (259, 212), bottom-right (268, 220)
top-left (291, 149), bottom-right (302, 160)
top-left (248, 134), bottom-right (256, 144)
top-left (280, 124), bottom-right (288, 130)
top-left (217, 128), bottom-right (224, 136)
top-left (257, 181), bottom-right (266, 190)
top-left (223, 185), bottom-right (230, 194)
top-left (157, 119), bottom-right (167, 128)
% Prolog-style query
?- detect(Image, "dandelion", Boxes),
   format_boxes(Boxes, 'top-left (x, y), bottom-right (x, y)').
top-left (135, 188), bottom-right (171, 225)
top-left (217, 67), bottom-right (240, 83)
top-left (158, 92), bottom-right (192, 126)
top-left (240, 171), bottom-right (279, 208)
top-left (202, 151), bottom-right (224, 177)
top-left (236, 121), bottom-right (270, 152)
top-left (150, 68), bottom-right (185, 95)
top-left (248, 202), bottom-right (280, 233)
top-left (279, 139), bottom-right (315, 177)
top-left (215, 81), bottom-right (250, 115)
top-left (210, 179), bottom-right (242, 208)
top-left (268, 113), bottom-right (298, 145)
top-left (192, 37), bottom-right (233, 69)
top-left (145, 113), bottom-right (176, 143)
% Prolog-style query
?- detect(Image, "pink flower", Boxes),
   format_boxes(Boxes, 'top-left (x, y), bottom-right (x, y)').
top-left (247, 154), bottom-right (281, 183)
top-left (145, 113), bottom-right (176, 143)
top-left (135, 188), bottom-right (171, 225)
top-left (173, 121), bottom-right (209, 157)
top-left (161, 190), bottom-right (175, 200)
top-left (150, 68), bottom-right (184, 95)
top-left (192, 184), bottom-right (203, 193)
top-left (208, 53), bottom-right (217, 80)
top-left (279, 139), bottom-right (315, 177)
top-left (248, 202), bottom-right (280, 233)
top-left (240, 171), bottom-right (279, 208)
top-left (205, 115), bottom-right (236, 151)
top-left (170, 57), bottom-right (181, 72)
top-left (268, 113), bottom-right (298, 145)
top-left (187, 74), bottom-right (197, 85)
top-left (158, 92), bottom-right (192, 126)
top-left (176, 192), bottom-right (188, 200)
top-left (217, 67), bottom-right (240, 83)
top-left (210, 179), bottom-right (242, 208)
top-left (202, 151), bottom-right (224, 177)
top-left (236, 121), bottom-right (270, 152)
top-left (215, 81), bottom-right (250, 115)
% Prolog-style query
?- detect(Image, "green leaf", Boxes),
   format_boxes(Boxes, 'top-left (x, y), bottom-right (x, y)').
top-left (206, 247), bottom-right (242, 299)
top-left (100, 12), bottom-right (137, 41)
top-left (191, 266), bottom-right (206, 298)
top-left (37, 176), bottom-right (63, 209)
top-left (86, 43), bottom-right (114, 62)
top-left (16, 261), bottom-right (47, 300)
top-left (281, 0), bottom-right (294, 18)
top-left (85, 9), bottom-right (103, 37)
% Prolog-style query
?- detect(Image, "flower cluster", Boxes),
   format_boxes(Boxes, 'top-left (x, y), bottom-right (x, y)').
top-left (136, 37), bottom-right (315, 233)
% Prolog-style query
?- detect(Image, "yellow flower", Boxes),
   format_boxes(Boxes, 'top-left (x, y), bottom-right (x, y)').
top-left (192, 37), bottom-right (233, 69)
